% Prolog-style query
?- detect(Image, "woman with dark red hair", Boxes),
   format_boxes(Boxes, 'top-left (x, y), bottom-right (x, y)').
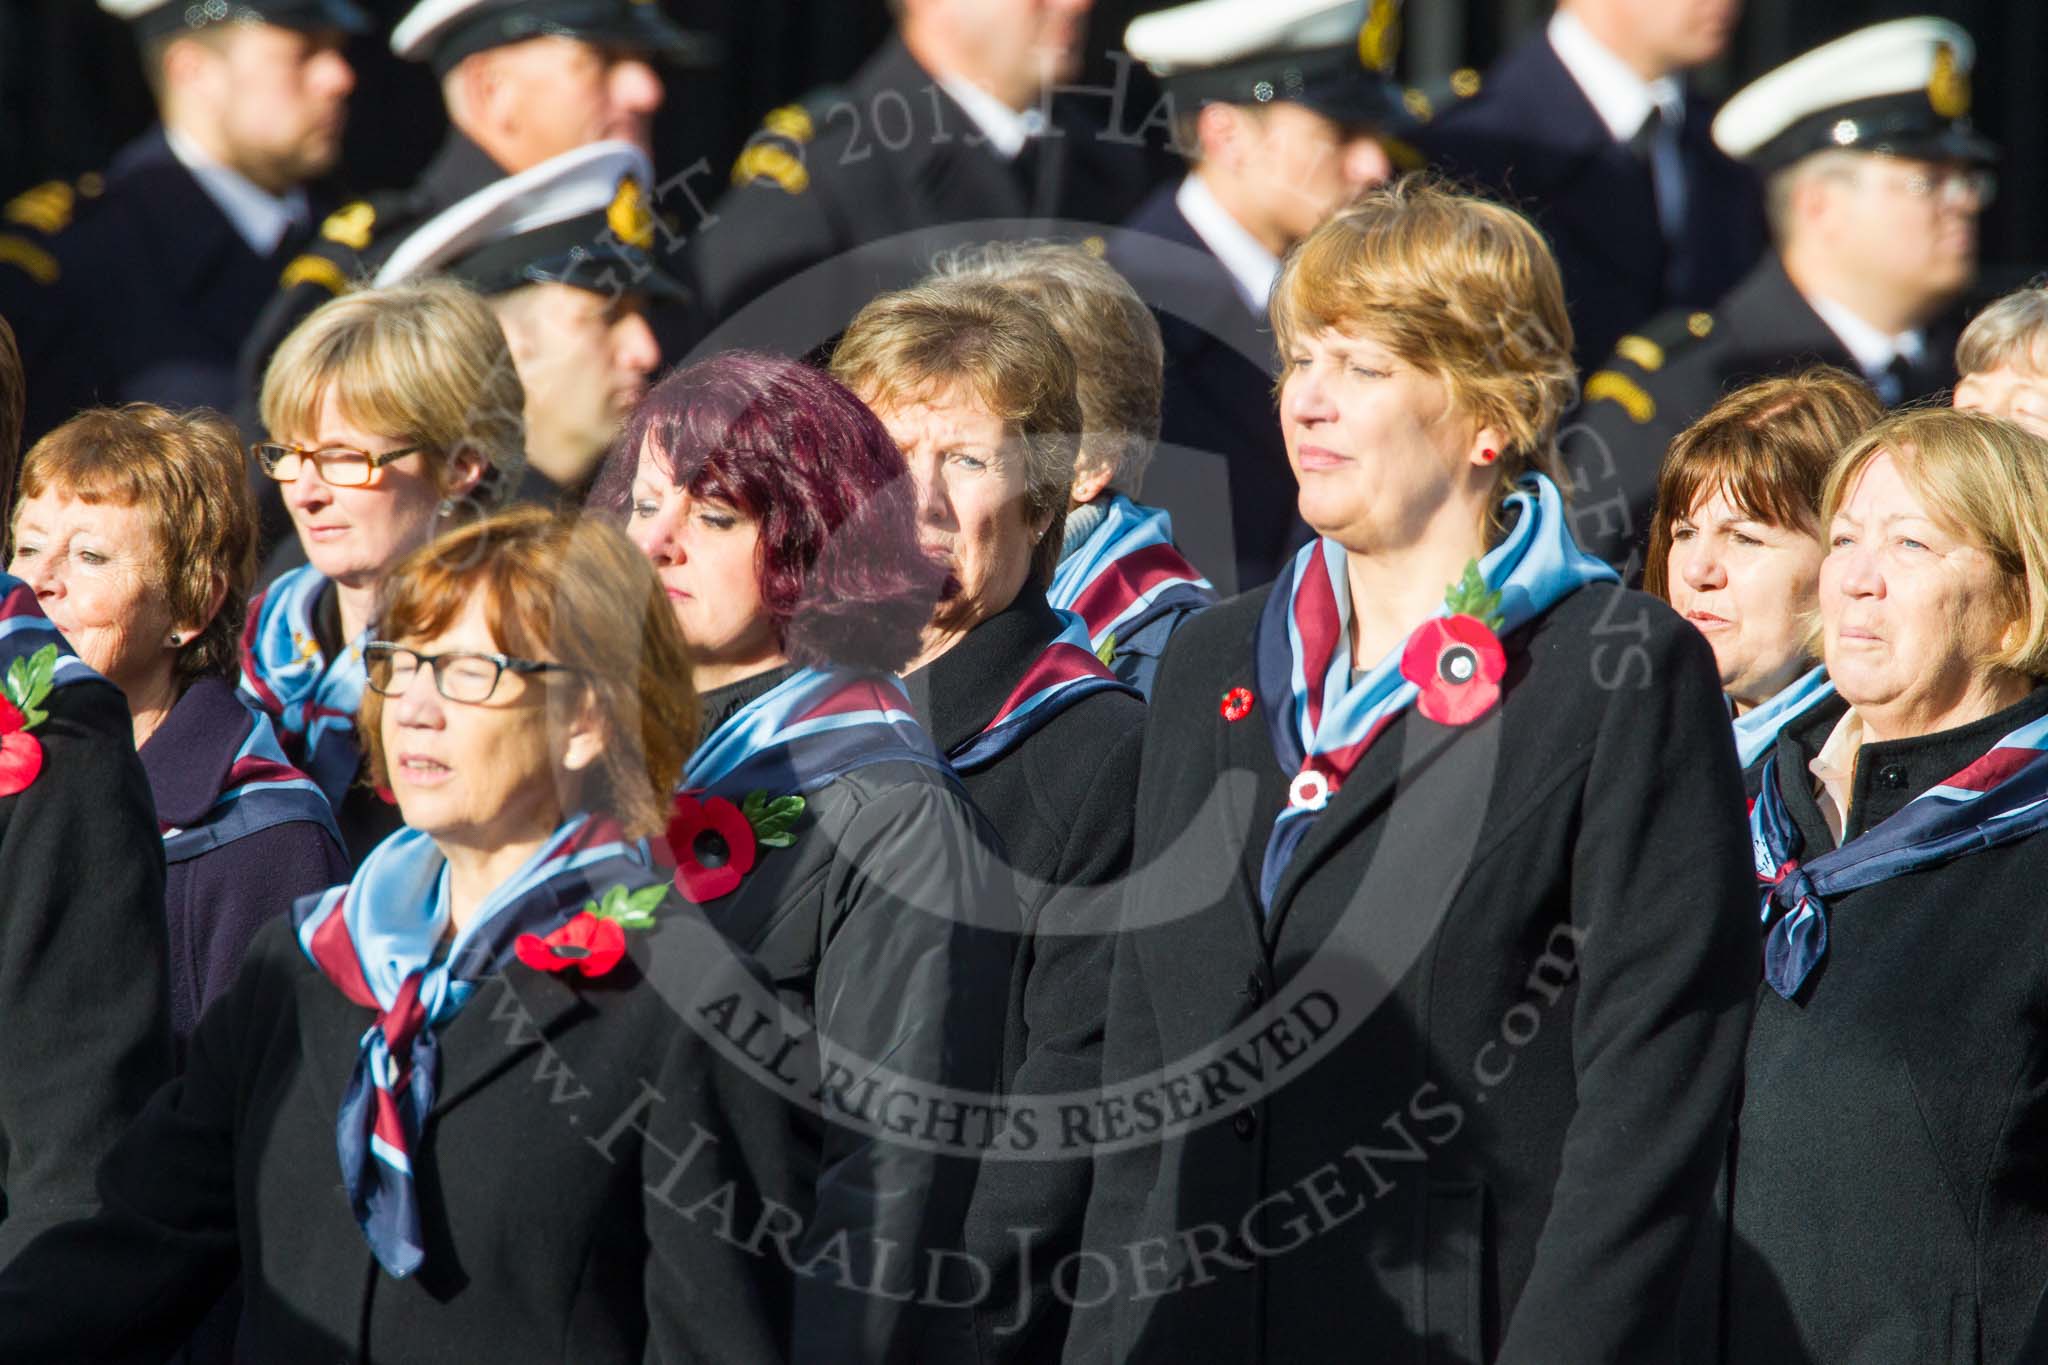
top-left (592, 350), bottom-right (1014, 1362)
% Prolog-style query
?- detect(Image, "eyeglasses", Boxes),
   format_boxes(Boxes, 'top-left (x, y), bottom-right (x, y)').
top-left (1866, 164), bottom-right (1997, 207)
top-left (363, 642), bottom-right (580, 704)
top-left (252, 441), bottom-right (425, 487)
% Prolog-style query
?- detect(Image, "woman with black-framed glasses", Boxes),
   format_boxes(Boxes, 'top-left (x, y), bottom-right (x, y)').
top-left (240, 278), bottom-right (523, 864)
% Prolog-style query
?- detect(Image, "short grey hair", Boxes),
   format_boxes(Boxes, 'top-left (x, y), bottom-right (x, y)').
top-left (927, 239), bottom-right (1164, 497)
top-left (1763, 149), bottom-right (1865, 246)
top-left (1957, 283), bottom-right (2048, 378)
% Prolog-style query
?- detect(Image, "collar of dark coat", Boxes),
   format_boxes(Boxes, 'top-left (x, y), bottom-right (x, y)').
top-left (139, 675), bottom-right (257, 827)
top-left (1113, 189), bottom-right (1277, 369)
top-left (853, 35), bottom-right (1035, 221)
top-left (114, 125), bottom-right (271, 307)
top-left (1774, 682), bottom-right (2048, 850)
top-left (416, 130), bottom-right (511, 220)
top-left (696, 662), bottom-right (803, 740)
top-left (1718, 253), bottom-right (1859, 369)
top-left (906, 582), bottom-right (1064, 756)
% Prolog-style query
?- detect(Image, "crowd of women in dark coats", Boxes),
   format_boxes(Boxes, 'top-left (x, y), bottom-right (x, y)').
top-left (5, 170), bottom-right (2048, 1365)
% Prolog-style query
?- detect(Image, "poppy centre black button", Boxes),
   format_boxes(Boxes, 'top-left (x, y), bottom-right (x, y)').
top-left (1245, 972), bottom-right (1266, 1004)
top-left (1233, 1109), bottom-right (1258, 1140)
top-left (1878, 764), bottom-right (1909, 790)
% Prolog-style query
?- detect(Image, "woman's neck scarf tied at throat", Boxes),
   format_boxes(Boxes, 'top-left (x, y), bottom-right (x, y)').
top-left (1047, 493), bottom-right (1217, 655)
top-left (1751, 702), bottom-right (2048, 999)
top-left (683, 665), bottom-right (949, 800)
top-left (1252, 474), bottom-right (1617, 911)
top-left (1731, 666), bottom-right (1836, 770)
top-left (240, 564), bottom-right (369, 806)
top-left (293, 813), bottom-right (658, 1277)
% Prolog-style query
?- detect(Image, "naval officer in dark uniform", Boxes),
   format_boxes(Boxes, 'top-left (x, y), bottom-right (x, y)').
top-left (1565, 17), bottom-right (1994, 575)
top-left (0, 0), bottom-right (363, 447)
top-left (1109, 0), bottom-right (1411, 594)
top-left (1418, 0), bottom-right (1764, 372)
top-left (236, 0), bottom-right (713, 552)
top-left (687, 0), bottom-right (1158, 340)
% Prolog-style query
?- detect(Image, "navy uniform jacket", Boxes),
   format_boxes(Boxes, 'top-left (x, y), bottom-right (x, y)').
top-left (1417, 33), bottom-right (1765, 372)
top-left (0, 126), bottom-right (327, 446)
top-left (1562, 254), bottom-right (1961, 575)
top-left (1108, 183), bottom-right (1308, 595)
top-left (688, 35), bottom-right (1158, 335)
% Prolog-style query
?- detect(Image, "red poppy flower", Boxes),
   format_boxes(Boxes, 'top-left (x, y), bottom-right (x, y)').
top-left (1220, 686), bottom-right (1254, 721)
top-left (1400, 615), bottom-right (1506, 726)
top-left (665, 793), bottom-right (757, 903)
top-left (0, 698), bottom-right (44, 798)
top-left (514, 912), bottom-right (626, 977)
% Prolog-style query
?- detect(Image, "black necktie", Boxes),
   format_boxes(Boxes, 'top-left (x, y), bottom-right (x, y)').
top-left (1881, 354), bottom-right (1917, 407)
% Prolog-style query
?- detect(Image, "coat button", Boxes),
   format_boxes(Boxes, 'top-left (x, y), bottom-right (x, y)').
top-left (1233, 1109), bottom-right (1258, 1140)
top-left (1244, 972), bottom-right (1266, 1005)
top-left (1879, 764), bottom-right (1909, 790)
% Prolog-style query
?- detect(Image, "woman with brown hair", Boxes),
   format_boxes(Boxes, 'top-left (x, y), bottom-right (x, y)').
top-left (1071, 178), bottom-right (1758, 1364)
top-left (0, 507), bottom-right (802, 1362)
top-left (1645, 368), bottom-right (1882, 787)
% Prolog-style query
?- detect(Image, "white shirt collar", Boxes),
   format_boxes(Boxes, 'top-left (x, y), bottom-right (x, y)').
top-left (935, 74), bottom-right (1044, 161)
top-left (163, 126), bottom-right (309, 257)
top-left (1805, 291), bottom-right (1927, 381)
top-left (1546, 10), bottom-right (1685, 143)
top-left (1176, 173), bottom-right (1281, 317)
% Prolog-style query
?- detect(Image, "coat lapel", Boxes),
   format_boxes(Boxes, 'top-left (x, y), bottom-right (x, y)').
top-left (431, 967), bottom-right (596, 1114)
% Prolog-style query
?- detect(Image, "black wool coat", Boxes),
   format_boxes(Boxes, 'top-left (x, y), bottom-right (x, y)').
top-left (903, 587), bottom-right (1144, 1365)
top-left (690, 667), bottom-right (1019, 1365)
top-left (0, 896), bottom-right (806, 1363)
top-left (0, 676), bottom-right (170, 1268)
top-left (1725, 687), bottom-right (2048, 1364)
top-left (1066, 580), bottom-right (1759, 1365)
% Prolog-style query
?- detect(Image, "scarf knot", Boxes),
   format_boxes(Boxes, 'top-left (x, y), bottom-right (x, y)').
top-left (239, 565), bottom-right (368, 806)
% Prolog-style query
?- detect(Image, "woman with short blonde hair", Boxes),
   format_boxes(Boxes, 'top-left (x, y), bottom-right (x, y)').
top-left (11, 403), bottom-right (345, 1045)
top-left (930, 241), bottom-right (1215, 697)
top-left (243, 278), bottom-right (525, 863)
top-left (1732, 406), bottom-right (2048, 1360)
top-left (1646, 368), bottom-right (1882, 783)
top-left (1953, 282), bottom-right (2048, 437)
top-left (1074, 176), bottom-right (1759, 1363)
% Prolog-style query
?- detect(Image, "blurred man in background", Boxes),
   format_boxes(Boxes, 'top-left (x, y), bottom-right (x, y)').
top-left (0, 0), bottom-right (361, 443)
top-left (1420, 0), bottom-right (1762, 370)
top-left (1112, 0), bottom-right (1408, 591)
top-left (1568, 17), bottom-right (1992, 572)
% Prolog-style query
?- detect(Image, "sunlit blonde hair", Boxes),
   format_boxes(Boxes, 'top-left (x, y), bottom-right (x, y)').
top-left (259, 277), bottom-right (525, 498)
top-left (1269, 174), bottom-right (1576, 514)
top-left (830, 277), bottom-right (1081, 587)
top-left (1823, 407), bottom-right (2048, 678)
top-left (1955, 283), bottom-right (2048, 378)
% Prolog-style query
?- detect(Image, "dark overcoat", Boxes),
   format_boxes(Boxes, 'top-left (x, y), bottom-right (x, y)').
top-left (0, 895), bottom-right (806, 1362)
top-left (1416, 31), bottom-right (1765, 373)
top-left (687, 36), bottom-right (1157, 331)
top-left (0, 126), bottom-right (329, 446)
top-left (1724, 686), bottom-right (2048, 1364)
top-left (902, 586), bottom-right (1144, 1363)
top-left (688, 667), bottom-right (1019, 1364)
top-left (1066, 580), bottom-right (1759, 1364)
top-left (0, 673), bottom-right (170, 1269)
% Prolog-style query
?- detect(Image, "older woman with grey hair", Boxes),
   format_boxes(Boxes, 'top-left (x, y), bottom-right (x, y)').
top-left (1953, 281), bottom-right (2048, 436)
top-left (930, 241), bottom-right (1216, 697)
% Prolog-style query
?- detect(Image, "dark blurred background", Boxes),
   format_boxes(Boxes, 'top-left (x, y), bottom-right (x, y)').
top-left (0, 0), bottom-right (2040, 274)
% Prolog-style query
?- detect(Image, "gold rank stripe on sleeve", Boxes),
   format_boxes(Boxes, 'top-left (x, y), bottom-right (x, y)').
top-left (4, 181), bottom-right (75, 236)
top-left (279, 253), bottom-right (350, 296)
top-left (1584, 370), bottom-right (1656, 424)
top-left (0, 233), bottom-right (58, 285)
top-left (1614, 335), bottom-right (1665, 372)
top-left (731, 144), bottom-right (809, 195)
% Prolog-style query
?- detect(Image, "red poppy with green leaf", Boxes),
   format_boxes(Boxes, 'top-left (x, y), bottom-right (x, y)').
top-left (1401, 561), bottom-right (1508, 726)
top-left (514, 882), bottom-right (670, 978)
top-left (0, 644), bottom-right (60, 798)
top-left (661, 789), bottom-right (807, 903)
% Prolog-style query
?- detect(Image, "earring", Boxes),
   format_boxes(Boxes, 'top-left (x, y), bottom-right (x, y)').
top-left (167, 633), bottom-right (182, 647)
top-left (435, 497), bottom-right (456, 519)
top-left (1480, 448), bottom-right (1498, 465)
